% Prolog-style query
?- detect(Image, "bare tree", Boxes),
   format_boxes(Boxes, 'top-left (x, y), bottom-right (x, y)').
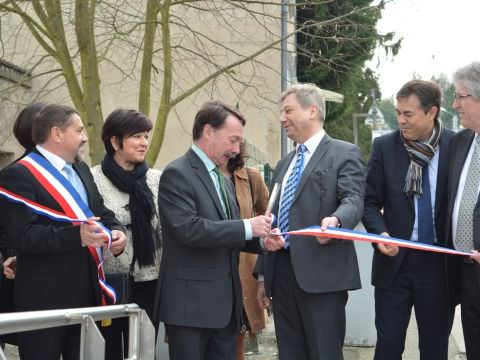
top-left (0, 0), bottom-right (383, 165)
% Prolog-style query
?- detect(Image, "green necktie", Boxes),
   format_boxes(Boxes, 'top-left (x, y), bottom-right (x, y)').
top-left (213, 167), bottom-right (231, 219)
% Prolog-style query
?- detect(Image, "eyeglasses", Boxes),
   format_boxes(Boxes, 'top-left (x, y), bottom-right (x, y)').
top-left (453, 93), bottom-right (472, 101)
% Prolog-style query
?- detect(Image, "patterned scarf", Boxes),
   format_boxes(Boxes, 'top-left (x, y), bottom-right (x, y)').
top-left (402, 118), bottom-right (443, 196)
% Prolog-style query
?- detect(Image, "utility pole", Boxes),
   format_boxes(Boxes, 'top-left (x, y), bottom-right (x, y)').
top-left (352, 113), bottom-right (366, 146)
top-left (370, 88), bottom-right (378, 130)
top-left (280, 0), bottom-right (289, 158)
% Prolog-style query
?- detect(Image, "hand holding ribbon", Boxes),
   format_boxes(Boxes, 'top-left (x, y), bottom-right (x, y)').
top-left (263, 228), bottom-right (285, 251)
top-left (376, 232), bottom-right (399, 257)
top-left (3, 256), bottom-right (16, 279)
top-left (80, 217), bottom-right (108, 248)
top-left (315, 216), bottom-right (340, 244)
top-left (110, 230), bottom-right (126, 255)
top-left (249, 214), bottom-right (273, 238)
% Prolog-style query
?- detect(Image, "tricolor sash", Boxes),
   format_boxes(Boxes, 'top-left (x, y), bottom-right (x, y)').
top-left (0, 152), bottom-right (116, 304)
top-left (285, 226), bottom-right (471, 256)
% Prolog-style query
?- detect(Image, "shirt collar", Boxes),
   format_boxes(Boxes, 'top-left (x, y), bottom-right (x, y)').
top-left (36, 145), bottom-right (68, 172)
top-left (192, 144), bottom-right (216, 172)
top-left (298, 129), bottom-right (325, 154)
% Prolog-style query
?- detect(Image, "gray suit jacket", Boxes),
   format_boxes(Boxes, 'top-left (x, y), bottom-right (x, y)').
top-left (260, 134), bottom-right (365, 296)
top-left (155, 149), bottom-right (262, 329)
top-left (446, 129), bottom-right (480, 300)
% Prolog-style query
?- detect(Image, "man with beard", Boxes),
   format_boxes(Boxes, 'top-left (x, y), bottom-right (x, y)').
top-left (0, 104), bottom-right (126, 360)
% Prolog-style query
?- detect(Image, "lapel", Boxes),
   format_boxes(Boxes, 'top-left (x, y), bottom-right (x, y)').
top-left (292, 134), bottom-right (331, 205)
top-left (451, 130), bottom-right (475, 205)
top-left (271, 150), bottom-right (295, 215)
top-left (186, 149), bottom-right (227, 220)
top-left (395, 132), bottom-right (415, 211)
top-left (433, 131), bottom-right (451, 219)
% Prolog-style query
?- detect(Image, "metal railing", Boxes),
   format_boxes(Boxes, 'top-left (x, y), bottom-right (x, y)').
top-left (0, 304), bottom-right (154, 360)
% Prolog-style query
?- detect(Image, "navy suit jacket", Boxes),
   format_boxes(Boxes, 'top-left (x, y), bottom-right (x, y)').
top-left (363, 128), bottom-right (453, 290)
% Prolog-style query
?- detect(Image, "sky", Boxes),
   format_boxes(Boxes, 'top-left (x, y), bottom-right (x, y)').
top-left (370, 0), bottom-right (480, 99)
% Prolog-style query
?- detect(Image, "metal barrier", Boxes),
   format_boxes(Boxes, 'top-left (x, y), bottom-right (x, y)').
top-left (0, 304), bottom-right (155, 360)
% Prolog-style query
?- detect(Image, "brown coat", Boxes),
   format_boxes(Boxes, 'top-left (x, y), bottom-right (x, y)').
top-left (233, 167), bottom-right (269, 333)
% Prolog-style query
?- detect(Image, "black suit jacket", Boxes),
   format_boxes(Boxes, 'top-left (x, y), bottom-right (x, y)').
top-left (155, 149), bottom-right (262, 329)
top-left (446, 129), bottom-right (480, 298)
top-left (363, 129), bottom-right (453, 290)
top-left (259, 134), bottom-right (365, 297)
top-left (0, 153), bottom-right (123, 311)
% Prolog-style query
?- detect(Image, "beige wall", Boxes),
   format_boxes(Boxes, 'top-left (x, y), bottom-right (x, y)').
top-left (0, 1), bottom-right (286, 169)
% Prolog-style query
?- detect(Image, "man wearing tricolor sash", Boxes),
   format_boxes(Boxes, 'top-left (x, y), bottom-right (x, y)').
top-left (363, 80), bottom-right (454, 360)
top-left (0, 104), bottom-right (126, 360)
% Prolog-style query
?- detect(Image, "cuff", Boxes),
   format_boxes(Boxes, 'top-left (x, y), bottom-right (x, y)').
top-left (243, 219), bottom-right (253, 240)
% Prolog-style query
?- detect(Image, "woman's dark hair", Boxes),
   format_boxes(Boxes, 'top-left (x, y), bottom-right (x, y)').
top-left (13, 102), bottom-right (47, 152)
top-left (102, 109), bottom-right (153, 155)
top-left (227, 142), bottom-right (248, 174)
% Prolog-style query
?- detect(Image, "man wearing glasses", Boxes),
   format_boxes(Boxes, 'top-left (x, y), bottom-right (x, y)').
top-left (446, 61), bottom-right (480, 359)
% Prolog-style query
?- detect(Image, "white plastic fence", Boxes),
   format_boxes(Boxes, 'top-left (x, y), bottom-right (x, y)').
top-left (0, 304), bottom-right (154, 360)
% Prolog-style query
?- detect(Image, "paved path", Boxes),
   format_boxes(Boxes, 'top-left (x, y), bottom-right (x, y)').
top-left (2, 307), bottom-right (468, 359)
top-left (250, 307), bottom-right (466, 360)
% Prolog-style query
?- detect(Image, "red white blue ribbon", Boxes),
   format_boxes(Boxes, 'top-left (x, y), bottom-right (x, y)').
top-left (285, 226), bottom-right (471, 256)
top-left (0, 153), bottom-right (117, 304)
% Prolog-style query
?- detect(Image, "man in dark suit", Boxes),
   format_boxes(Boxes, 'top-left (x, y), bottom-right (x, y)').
top-left (363, 80), bottom-right (454, 360)
top-left (1, 104), bottom-right (126, 360)
top-left (155, 101), bottom-right (284, 360)
top-left (446, 61), bottom-right (480, 359)
top-left (256, 83), bottom-right (365, 360)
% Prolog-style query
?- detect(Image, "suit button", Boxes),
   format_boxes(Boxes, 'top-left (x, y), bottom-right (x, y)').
top-left (228, 272), bottom-right (232, 277)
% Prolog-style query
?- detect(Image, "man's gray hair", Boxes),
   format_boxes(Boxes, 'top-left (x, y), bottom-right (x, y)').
top-left (281, 83), bottom-right (326, 121)
top-left (453, 61), bottom-right (480, 100)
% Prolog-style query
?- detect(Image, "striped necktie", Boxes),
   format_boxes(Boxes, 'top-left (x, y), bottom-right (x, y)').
top-left (278, 144), bottom-right (306, 247)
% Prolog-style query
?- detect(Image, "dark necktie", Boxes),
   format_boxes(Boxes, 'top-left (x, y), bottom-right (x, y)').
top-left (417, 165), bottom-right (434, 244)
top-left (278, 144), bottom-right (306, 247)
top-left (213, 167), bottom-right (231, 219)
